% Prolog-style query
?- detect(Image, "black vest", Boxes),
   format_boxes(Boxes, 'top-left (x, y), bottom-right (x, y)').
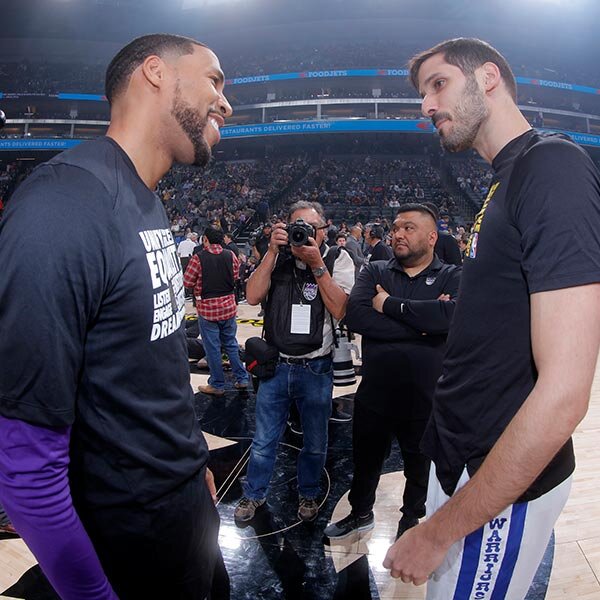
top-left (199, 248), bottom-right (234, 299)
top-left (264, 246), bottom-right (341, 356)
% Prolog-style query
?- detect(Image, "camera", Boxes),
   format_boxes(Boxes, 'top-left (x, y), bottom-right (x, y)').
top-left (286, 218), bottom-right (316, 247)
top-left (332, 327), bottom-right (360, 387)
top-left (248, 225), bottom-right (264, 247)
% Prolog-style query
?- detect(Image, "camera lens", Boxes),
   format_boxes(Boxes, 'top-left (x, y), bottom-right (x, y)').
top-left (291, 229), bottom-right (307, 245)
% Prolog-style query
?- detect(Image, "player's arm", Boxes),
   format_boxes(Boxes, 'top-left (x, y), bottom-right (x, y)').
top-left (384, 283), bottom-right (600, 583)
top-left (0, 417), bottom-right (118, 599)
top-left (0, 166), bottom-right (122, 597)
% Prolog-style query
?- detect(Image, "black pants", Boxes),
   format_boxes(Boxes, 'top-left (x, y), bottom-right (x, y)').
top-left (348, 401), bottom-right (430, 520)
top-left (80, 468), bottom-right (229, 600)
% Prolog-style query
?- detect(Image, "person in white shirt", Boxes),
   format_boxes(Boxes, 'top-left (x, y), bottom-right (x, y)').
top-left (178, 233), bottom-right (198, 290)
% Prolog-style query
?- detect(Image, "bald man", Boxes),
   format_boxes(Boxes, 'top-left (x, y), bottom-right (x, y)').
top-left (0, 34), bottom-right (232, 600)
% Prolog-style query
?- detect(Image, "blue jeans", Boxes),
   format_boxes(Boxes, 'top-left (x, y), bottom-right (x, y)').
top-left (198, 315), bottom-right (248, 391)
top-left (244, 356), bottom-right (333, 500)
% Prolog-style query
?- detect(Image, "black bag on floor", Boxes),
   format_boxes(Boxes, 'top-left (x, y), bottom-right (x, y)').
top-left (244, 337), bottom-right (278, 379)
top-left (187, 338), bottom-right (206, 360)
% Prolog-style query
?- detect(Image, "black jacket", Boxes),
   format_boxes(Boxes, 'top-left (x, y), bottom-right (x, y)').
top-left (345, 256), bottom-right (461, 417)
top-left (367, 240), bottom-right (393, 262)
top-left (434, 232), bottom-right (462, 265)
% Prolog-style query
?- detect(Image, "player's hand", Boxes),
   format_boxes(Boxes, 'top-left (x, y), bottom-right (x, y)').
top-left (383, 523), bottom-right (450, 585)
top-left (291, 237), bottom-right (324, 269)
top-left (205, 468), bottom-right (217, 504)
top-left (372, 284), bottom-right (390, 313)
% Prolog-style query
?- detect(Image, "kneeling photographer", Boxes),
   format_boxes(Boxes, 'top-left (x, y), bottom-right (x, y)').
top-left (235, 201), bottom-right (355, 524)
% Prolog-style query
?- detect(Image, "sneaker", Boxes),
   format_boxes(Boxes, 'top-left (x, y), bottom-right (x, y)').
top-left (395, 515), bottom-right (419, 541)
top-left (329, 406), bottom-right (352, 423)
top-left (198, 384), bottom-right (225, 396)
top-left (298, 497), bottom-right (319, 522)
top-left (0, 521), bottom-right (17, 535)
top-left (234, 381), bottom-right (249, 390)
top-left (324, 511), bottom-right (374, 540)
top-left (287, 419), bottom-right (303, 435)
top-left (234, 497), bottom-right (266, 522)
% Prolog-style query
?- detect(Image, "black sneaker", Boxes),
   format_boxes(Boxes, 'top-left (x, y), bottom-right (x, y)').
top-left (234, 497), bottom-right (266, 522)
top-left (395, 515), bottom-right (419, 541)
top-left (329, 406), bottom-right (352, 423)
top-left (287, 419), bottom-right (303, 435)
top-left (0, 520), bottom-right (17, 535)
top-left (298, 497), bottom-right (319, 522)
top-left (324, 511), bottom-right (374, 540)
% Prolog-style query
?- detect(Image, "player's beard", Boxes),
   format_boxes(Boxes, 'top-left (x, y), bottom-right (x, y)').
top-left (171, 81), bottom-right (212, 167)
top-left (436, 76), bottom-right (488, 153)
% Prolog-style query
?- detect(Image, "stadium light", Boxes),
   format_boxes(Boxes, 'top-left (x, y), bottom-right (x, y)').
top-left (528, 0), bottom-right (584, 4)
top-left (182, 0), bottom-right (247, 7)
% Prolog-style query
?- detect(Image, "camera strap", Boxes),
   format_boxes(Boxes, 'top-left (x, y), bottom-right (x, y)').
top-left (331, 314), bottom-right (340, 348)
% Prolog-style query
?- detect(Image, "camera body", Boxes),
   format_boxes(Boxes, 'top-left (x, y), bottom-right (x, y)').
top-left (285, 218), bottom-right (316, 247)
top-left (248, 225), bottom-right (264, 247)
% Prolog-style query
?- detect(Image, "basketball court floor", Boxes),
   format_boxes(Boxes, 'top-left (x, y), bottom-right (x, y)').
top-left (2, 303), bottom-right (600, 599)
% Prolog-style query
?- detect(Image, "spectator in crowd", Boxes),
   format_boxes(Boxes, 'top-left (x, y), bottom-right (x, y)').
top-left (423, 202), bottom-right (462, 266)
top-left (252, 223), bottom-right (272, 262)
top-left (223, 231), bottom-right (241, 258)
top-left (458, 235), bottom-right (469, 261)
top-left (364, 222), bottom-right (393, 263)
top-left (177, 231), bottom-right (198, 270)
top-left (335, 232), bottom-right (347, 247)
top-left (238, 256), bottom-right (258, 301)
top-left (256, 198), bottom-right (270, 223)
top-left (344, 225), bottom-right (366, 275)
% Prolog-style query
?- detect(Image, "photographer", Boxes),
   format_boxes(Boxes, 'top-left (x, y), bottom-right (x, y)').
top-left (235, 201), bottom-right (354, 523)
top-left (325, 204), bottom-right (461, 542)
top-left (251, 223), bottom-right (272, 262)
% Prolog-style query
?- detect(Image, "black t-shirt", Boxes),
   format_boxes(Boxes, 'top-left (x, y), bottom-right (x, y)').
top-left (0, 137), bottom-right (208, 509)
top-left (255, 233), bottom-right (270, 260)
top-left (422, 130), bottom-right (600, 500)
top-left (225, 240), bottom-right (241, 258)
top-left (368, 240), bottom-right (393, 262)
top-left (435, 232), bottom-right (462, 266)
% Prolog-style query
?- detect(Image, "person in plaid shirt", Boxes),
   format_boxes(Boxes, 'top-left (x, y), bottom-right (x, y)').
top-left (184, 226), bottom-right (248, 396)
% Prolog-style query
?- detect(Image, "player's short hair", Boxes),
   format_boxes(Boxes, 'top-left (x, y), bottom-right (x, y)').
top-left (408, 37), bottom-right (517, 102)
top-left (105, 33), bottom-right (206, 105)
